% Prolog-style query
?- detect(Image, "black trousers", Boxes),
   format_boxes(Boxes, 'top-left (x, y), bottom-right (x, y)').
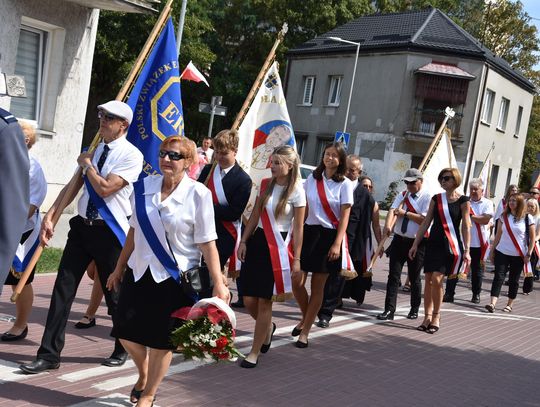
top-left (384, 235), bottom-right (425, 313)
top-left (490, 250), bottom-right (523, 300)
top-left (37, 216), bottom-right (125, 363)
top-left (445, 247), bottom-right (483, 297)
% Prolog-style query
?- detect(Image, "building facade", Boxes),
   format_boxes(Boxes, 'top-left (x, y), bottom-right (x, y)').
top-left (285, 8), bottom-right (535, 203)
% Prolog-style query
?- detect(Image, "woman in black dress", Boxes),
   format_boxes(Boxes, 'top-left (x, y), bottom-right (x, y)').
top-left (409, 168), bottom-right (471, 333)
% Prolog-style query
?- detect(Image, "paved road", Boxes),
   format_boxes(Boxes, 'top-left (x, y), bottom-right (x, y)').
top-left (1, 260), bottom-right (539, 406)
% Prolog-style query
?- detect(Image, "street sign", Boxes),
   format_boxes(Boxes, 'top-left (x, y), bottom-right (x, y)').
top-left (334, 131), bottom-right (350, 148)
top-left (198, 103), bottom-right (227, 117)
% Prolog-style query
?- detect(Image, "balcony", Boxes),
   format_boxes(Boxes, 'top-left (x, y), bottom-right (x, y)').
top-left (404, 107), bottom-right (463, 142)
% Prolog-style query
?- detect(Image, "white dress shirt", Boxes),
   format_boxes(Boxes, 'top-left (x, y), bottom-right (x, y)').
top-left (77, 135), bottom-right (143, 220)
top-left (391, 188), bottom-right (431, 239)
top-left (304, 173), bottom-right (354, 228)
top-left (26, 155), bottom-right (47, 231)
top-left (128, 174), bottom-right (217, 283)
top-left (470, 197), bottom-right (494, 248)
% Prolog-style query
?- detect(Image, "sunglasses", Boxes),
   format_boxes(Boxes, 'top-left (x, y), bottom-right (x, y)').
top-left (404, 180), bottom-right (417, 185)
top-left (159, 150), bottom-right (186, 161)
top-left (439, 176), bottom-right (454, 182)
top-left (98, 110), bottom-right (123, 122)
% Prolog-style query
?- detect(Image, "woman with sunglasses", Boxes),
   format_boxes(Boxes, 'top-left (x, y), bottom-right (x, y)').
top-left (107, 137), bottom-right (229, 407)
top-left (485, 194), bottom-right (535, 314)
top-left (237, 145), bottom-right (305, 368)
top-left (409, 168), bottom-right (471, 333)
top-left (292, 142), bottom-right (354, 348)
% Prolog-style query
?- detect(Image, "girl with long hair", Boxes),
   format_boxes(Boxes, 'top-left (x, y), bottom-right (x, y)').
top-left (237, 145), bottom-right (306, 367)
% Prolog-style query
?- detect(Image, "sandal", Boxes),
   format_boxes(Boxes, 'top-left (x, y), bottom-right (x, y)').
top-left (130, 386), bottom-right (144, 403)
top-left (485, 303), bottom-right (495, 313)
top-left (426, 313), bottom-right (440, 334)
top-left (402, 284), bottom-right (411, 292)
top-left (417, 314), bottom-right (431, 331)
top-left (75, 316), bottom-right (96, 329)
top-left (502, 305), bottom-right (512, 313)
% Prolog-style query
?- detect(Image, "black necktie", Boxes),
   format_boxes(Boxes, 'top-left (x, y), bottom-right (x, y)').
top-left (401, 193), bottom-right (416, 233)
top-left (85, 145), bottom-right (110, 220)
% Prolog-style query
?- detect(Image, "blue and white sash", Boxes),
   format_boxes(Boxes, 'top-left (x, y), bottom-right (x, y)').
top-left (84, 177), bottom-right (128, 246)
top-left (11, 212), bottom-right (41, 273)
top-left (133, 179), bottom-right (181, 283)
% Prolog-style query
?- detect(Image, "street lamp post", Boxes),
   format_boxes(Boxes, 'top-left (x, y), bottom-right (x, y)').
top-left (328, 36), bottom-right (361, 134)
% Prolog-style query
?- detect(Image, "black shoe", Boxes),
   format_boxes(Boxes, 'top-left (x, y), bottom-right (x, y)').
top-left (130, 386), bottom-right (144, 403)
top-left (75, 316), bottom-right (96, 329)
top-left (316, 318), bottom-right (330, 328)
top-left (407, 310), bottom-right (418, 320)
top-left (377, 310), bottom-right (394, 320)
top-left (336, 300), bottom-right (344, 309)
top-left (260, 322), bottom-right (276, 354)
top-left (20, 358), bottom-right (60, 374)
top-left (471, 294), bottom-right (480, 304)
top-left (240, 358), bottom-right (258, 368)
top-left (1, 326), bottom-right (28, 342)
top-left (102, 352), bottom-right (128, 367)
top-left (442, 294), bottom-right (454, 303)
top-left (294, 339), bottom-right (308, 348)
top-left (504, 280), bottom-right (510, 286)
top-left (230, 301), bottom-right (245, 308)
top-left (291, 326), bottom-right (302, 337)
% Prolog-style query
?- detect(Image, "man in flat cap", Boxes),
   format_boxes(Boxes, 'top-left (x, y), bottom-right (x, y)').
top-left (378, 168), bottom-right (431, 321)
top-left (20, 101), bottom-right (143, 374)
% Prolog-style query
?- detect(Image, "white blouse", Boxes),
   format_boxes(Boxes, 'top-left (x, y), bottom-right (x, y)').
top-left (26, 155), bottom-right (47, 231)
top-left (496, 214), bottom-right (533, 257)
top-left (257, 182), bottom-right (306, 232)
top-left (128, 174), bottom-right (217, 283)
top-left (304, 173), bottom-right (354, 229)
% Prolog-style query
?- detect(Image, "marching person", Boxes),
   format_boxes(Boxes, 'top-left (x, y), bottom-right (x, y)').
top-left (107, 136), bottom-right (229, 406)
top-left (20, 101), bottom-right (143, 374)
top-left (0, 107), bottom-right (29, 293)
top-left (409, 168), bottom-right (471, 334)
top-left (189, 136), bottom-right (214, 179)
top-left (2, 122), bottom-right (47, 341)
top-left (292, 142), bottom-right (353, 348)
top-left (494, 184), bottom-right (518, 233)
top-left (74, 262), bottom-right (104, 329)
top-left (523, 198), bottom-right (540, 292)
top-left (377, 168), bottom-right (430, 321)
top-left (198, 129), bottom-right (252, 307)
top-left (445, 178), bottom-right (493, 304)
top-left (237, 145), bottom-right (305, 368)
top-left (485, 193), bottom-right (535, 313)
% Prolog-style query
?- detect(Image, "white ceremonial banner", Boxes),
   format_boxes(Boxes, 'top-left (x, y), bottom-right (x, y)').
top-left (236, 61), bottom-right (296, 217)
top-left (480, 158), bottom-right (490, 196)
top-left (421, 129), bottom-right (461, 197)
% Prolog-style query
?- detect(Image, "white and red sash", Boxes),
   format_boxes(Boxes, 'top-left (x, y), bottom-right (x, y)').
top-left (207, 165), bottom-right (242, 272)
top-left (400, 191), bottom-right (429, 238)
top-left (316, 177), bottom-right (355, 274)
top-left (259, 178), bottom-right (294, 300)
top-left (502, 214), bottom-right (533, 277)
top-left (361, 235), bottom-right (375, 277)
top-left (470, 205), bottom-right (489, 261)
top-left (436, 193), bottom-right (463, 278)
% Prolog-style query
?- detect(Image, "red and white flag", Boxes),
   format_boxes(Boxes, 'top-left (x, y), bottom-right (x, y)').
top-left (180, 61), bottom-right (209, 86)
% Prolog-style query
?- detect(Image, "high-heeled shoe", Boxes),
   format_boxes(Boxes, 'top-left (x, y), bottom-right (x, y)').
top-left (130, 386), bottom-right (144, 403)
top-left (260, 322), bottom-right (276, 354)
top-left (291, 326), bottom-right (302, 337)
top-left (417, 314), bottom-right (431, 331)
top-left (427, 313), bottom-right (440, 334)
top-left (240, 358), bottom-right (258, 368)
top-left (294, 339), bottom-right (308, 348)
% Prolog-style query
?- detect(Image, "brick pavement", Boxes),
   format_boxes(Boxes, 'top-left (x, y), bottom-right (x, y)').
top-left (1, 260), bottom-right (539, 407)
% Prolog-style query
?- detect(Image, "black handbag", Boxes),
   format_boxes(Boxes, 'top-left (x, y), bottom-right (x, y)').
top-left (181, 265), bottom-right (213, 296)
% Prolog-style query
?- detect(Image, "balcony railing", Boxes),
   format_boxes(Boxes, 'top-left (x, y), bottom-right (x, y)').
top-left (405, 107), bottom-right (463, 140)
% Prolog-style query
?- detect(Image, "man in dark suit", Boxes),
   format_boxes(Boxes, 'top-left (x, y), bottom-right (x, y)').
top-left (317, 155), bottom-right (373, 327)
top-left (0, 107), bottom-right (30, 292)
top-left (198, 129), bottom-right (251, 306)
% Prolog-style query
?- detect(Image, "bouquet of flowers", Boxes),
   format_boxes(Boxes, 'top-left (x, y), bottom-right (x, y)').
top-left (170, 297), bottom-right (242, 362)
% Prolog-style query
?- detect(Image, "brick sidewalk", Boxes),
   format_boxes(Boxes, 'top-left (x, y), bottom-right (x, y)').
top-left (1, 261), bottom-right (539, 406)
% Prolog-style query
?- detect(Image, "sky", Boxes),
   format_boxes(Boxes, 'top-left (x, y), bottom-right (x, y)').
top-left (519, 0), bottom-right (540, 70)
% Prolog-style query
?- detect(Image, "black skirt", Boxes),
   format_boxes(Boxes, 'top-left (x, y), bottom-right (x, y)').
top-left (111, 267), bottom-right (193, 350)
top-left (4, 229), bottom-right (36, 286)
top-left (423, 239), bottom-right (455, 276)
top-left (300, 224), bottom-right (340, 274)
top-left (241, 228), bottom-right (287, 300)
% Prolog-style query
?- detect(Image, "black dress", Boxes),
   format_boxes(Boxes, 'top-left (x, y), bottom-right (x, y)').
top-left (424, 194), bottom-right (469, 275)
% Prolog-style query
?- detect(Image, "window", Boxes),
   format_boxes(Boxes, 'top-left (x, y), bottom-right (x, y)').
top-left (315, 137), bottom-right (332, 165)
top-left (10, 26), bottom-right (47, 121)
top-left (302, 76), bottom-right (315, 106)
top-left (481, 89), bottom-right (495, 124)
top-left (295, 133), bottom-right (307, 161)
top-left (472, 160), bottom-right (483, 178)
top-left (505, 168), bottom-right (513, 191)
top-left (490, 164), bottom-right (499, 198)
top-left (327, 76), bottom-right (342, 106)
top-left (497, 97), bottom-right (510, 131)
top-left (515, 106), bottom-right (523, 137)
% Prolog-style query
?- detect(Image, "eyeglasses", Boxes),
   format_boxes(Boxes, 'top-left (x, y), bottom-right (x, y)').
top-left (439, 176), bottom-right (454, 182)
top-left (98, 110), bottom-right (123, 122)
top-left (530, 191), bottom-right (540, 195)
top-left (159, 150), bottom-right (186, 161)
top-left (404, 180), bottom-right (417, 185)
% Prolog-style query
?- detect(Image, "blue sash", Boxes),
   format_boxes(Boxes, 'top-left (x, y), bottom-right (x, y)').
top-left (84, 177), bottom-right (126, 246)
top-left (12, 234), bottom-right (40, 272)
top-left (133, 180), bottom-right (180, 283)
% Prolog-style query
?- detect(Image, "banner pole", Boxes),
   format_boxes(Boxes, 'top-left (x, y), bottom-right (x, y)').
top-left (11, 1), bottom-right (174, 302)
top-left (419, 107), bottom-right (455, 172)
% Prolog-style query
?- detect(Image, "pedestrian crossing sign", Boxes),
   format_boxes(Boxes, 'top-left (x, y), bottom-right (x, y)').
top-left (334, 131), bottom-right (350, 148)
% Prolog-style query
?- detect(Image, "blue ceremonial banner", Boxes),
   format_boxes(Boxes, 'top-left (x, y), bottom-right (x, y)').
top-left (126, 18), bottom-right (184, 178)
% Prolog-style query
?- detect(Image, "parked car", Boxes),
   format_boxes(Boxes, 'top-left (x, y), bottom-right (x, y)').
top-left (300, 164), bottom-right (316, 183)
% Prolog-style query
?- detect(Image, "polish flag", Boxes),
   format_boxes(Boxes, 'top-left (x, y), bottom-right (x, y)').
top-left (180, 61), bottom-right (209, 86)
